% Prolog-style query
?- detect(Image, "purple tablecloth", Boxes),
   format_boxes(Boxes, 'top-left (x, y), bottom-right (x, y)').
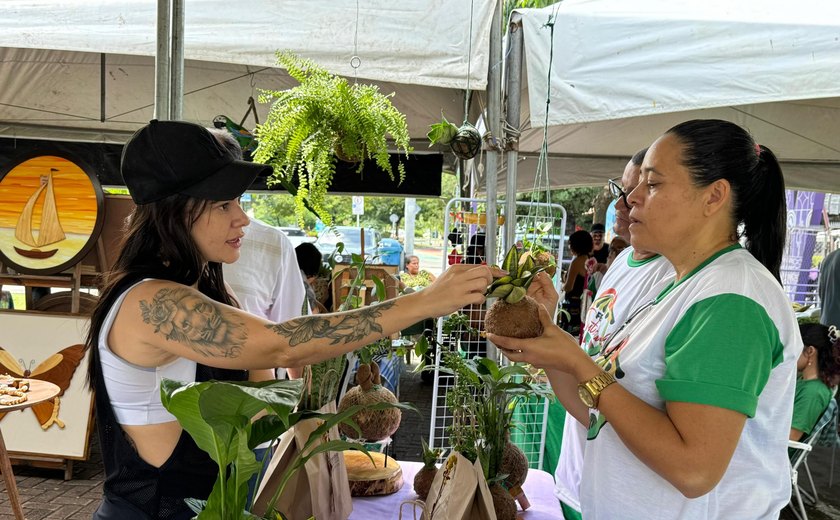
top-left (349, 460), bottom-right (561, 519)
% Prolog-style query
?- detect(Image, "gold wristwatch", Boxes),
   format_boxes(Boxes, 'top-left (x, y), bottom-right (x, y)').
top-left (577, 371), bottom-right (616, 409)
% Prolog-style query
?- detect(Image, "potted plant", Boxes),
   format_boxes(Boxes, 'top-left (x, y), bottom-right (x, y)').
top-left (440, 354), bottom-right (553, 519)
top-left (254, 51), bottom-right (412, 225)
top-left (427, 113), bottom-right (482, 160)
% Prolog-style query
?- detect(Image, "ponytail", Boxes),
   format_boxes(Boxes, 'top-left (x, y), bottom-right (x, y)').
top-left (740, 145), bottom-right (786, 281)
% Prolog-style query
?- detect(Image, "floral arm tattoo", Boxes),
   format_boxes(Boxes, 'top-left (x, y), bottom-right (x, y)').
top-left (139, 287), bottom-right (247, 358)
top-left (267, 300), bottom-right (398, 346)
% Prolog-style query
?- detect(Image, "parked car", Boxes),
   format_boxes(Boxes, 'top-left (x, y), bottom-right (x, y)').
top-left (278, 226), bottom-right (316, 248)
top-left (314, 226), bottom-right (382, 263)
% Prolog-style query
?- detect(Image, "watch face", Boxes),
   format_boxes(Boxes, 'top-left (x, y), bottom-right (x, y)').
top-left (578, 385), bottom-right (595, 408)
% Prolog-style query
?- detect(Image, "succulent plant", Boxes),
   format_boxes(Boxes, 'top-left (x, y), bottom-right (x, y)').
top-left (486, 246), bottom-right (543, 304)
top-left (485, 246), bottom-right (546, 339)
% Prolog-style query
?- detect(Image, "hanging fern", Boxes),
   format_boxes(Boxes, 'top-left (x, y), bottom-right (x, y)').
top-left (254, 51), bottom-right (412, 225)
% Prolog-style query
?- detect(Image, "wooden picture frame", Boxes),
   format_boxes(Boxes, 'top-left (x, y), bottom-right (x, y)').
top-left (0, 151), bottom-right (105, 276)
top-left (0, 312), bottom-right (94, 467)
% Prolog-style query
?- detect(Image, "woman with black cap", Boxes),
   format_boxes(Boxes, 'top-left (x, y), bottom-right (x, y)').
top-left (86, 120), bottom-right (496, 519)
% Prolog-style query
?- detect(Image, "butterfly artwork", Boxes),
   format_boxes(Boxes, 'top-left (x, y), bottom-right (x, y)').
top-left (0, 344), bottom-right (86, 430)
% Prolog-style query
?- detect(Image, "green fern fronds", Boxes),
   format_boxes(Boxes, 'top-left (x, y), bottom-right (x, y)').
top-left (254, 51), bottom-right (413, 226)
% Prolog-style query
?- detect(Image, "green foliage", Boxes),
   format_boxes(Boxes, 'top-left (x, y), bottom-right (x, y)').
top-left (503, 0), bottom-right (559, 32)
top-left (518, 187), bottom-right (601, 233)
top-left (254, 51), bottom-right (412, 226)
top-left (486, 246), bottom-right (543, 303)
top-left (798, 314), bottom-right (821, 325)
top-left (160, 378), bottom-right (303, 519)
top-left (441, 355), bottom-right (552, 481)
top-left (249, 173), bottom-right (458, 241)
top-left (420, 437), bottom-right (443, 469)
top-left (441, 312), bottom-right (480, 337)
top-left (160, 377), bottom-right (411, 519)
top-left (427, 114), bottom-right (459, 146)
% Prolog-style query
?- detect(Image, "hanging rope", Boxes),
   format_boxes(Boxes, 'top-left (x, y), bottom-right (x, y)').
top-left (350, 0), bottom-right (361, 83)
top-left (525, 4), bottom-right (562, 251)
top-left (464, 0), bottom-right (475, 125)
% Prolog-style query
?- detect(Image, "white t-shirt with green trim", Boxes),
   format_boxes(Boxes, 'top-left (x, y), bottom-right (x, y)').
top-left (580, 245), bottom-right (802, 520)
top-left (554, 248), bottom-right (675, 510)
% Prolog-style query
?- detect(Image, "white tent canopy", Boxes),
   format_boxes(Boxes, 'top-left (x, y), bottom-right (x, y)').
top-left (500, 0), bottom-right (840, 193)
top-left (0, 0), bottom-right (495, 144)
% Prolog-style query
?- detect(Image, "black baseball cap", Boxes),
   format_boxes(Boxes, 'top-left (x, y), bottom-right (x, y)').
top-left (121, 119), bottom-right (272, 204)
top-left (590, 223), bottom-right (605, 233)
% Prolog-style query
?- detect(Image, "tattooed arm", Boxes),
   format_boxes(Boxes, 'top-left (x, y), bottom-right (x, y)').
top-left (109, 264), bottom-right (495, 370)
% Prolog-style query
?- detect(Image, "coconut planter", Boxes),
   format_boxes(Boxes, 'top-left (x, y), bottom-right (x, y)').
top-left (484, 295), bottom-right (543, 339)
top-left (338, 362), bottom-right (402, 441)
top-left (484, 246), bottom-right (546, 339)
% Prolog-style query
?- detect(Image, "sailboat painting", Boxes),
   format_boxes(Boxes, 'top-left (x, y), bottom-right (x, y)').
top-left (0, 154), bottom-right (103, 275)
top-left (14, 168), bottom-right (65, 259)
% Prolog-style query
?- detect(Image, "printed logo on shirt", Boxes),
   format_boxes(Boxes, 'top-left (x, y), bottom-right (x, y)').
top-left (582, 288), bottom-right (618, 355)
top-left (587, 335), bottom-right (630, 440)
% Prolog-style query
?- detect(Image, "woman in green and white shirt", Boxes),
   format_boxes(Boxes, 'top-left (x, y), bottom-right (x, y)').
top-left (791, 323), bottom-right (840, 441)
top-left (490, 119), bottom-right (801, 519)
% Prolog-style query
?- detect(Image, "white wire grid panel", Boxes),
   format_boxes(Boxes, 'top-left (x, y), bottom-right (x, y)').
top-left (782, 207), bottom-right (830, 305)
top-left (428, 198), bottom-right (567, 470)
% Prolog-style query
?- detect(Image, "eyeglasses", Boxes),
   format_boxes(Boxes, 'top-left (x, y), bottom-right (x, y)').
top-left (608, 178), bottom-right (628, 208)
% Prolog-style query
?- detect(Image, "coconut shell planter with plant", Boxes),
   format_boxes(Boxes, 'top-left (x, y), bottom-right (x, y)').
top-left (413, 438), bottom-right (443, 500)
top-left (427, 114), bottom-right (482, 160)
top-left (441, 354), bottom-right (553, 519)
top-left (484, 245), bottom-right (546, 339)
top-left (337, 343), bottom-right (402, 442)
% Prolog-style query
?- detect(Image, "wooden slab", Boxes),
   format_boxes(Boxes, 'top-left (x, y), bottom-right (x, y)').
top-left (344, 451), bottom-right (403, 497)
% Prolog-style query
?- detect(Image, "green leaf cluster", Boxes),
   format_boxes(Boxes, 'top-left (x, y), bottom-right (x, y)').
top-left (441, 355), bottom-right (553, 481)
top-left (254, 51), bottom-right (412, 227)
top-left (426, 114), bottom-right (459, 146)
top-left (486, 246), bottom-right (544, 303)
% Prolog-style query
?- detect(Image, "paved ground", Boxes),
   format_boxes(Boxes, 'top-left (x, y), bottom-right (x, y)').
top-left (3, 365), bottom-right (840, 519)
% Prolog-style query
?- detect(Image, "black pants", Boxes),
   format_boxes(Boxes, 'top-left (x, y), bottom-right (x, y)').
top-left (92, 495), bottom-right (193, 520)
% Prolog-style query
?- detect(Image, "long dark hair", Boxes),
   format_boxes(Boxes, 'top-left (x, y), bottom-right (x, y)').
top-left (799, 323), bottom-right (840, 388)
top-left (86, 193), bottom-right (236, 386)
top-left (667, 119), bottom-right (786, 281)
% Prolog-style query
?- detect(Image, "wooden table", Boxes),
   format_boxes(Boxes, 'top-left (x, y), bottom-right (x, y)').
top-left (0, 379), bottom-right (60, 520)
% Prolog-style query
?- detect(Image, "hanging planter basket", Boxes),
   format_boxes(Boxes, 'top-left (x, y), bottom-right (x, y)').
top-left (428, 116), bottom-right (482, 161)
top-left (450, 122), bottom-right (482, 160)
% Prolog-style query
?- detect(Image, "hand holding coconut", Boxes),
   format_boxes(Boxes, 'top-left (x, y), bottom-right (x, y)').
top-left (488, 304), bottom-right (589, 374)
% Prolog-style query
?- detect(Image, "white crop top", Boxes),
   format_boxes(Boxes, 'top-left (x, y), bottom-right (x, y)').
top-left (98, 279), bottom-right (197, 425)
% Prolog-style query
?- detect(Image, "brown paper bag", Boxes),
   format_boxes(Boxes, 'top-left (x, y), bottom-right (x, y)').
top-left (424, 452), bottom-right (496, 520)
top-left (252, 402), bottom-right (353, 520)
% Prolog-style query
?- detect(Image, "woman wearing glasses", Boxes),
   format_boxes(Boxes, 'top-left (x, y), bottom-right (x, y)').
top-left (491, 119), bottom-right (801, 519)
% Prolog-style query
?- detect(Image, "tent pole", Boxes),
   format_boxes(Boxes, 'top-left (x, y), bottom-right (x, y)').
top-left (484, 0), bottom-right (503, 362)
top-left (100, 53), bottom-right (106, 123)
top-left (155, 0), bottom-right (172, 120)
top-left (484, 0), bottom-right (502, 263)
top-left (503, 19), bottom-right (523, 253)
top-left (170, 0), bottom-right (185, 120)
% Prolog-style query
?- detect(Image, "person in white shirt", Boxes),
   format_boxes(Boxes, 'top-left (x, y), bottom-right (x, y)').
top-left (492, 119), bottom-right (801, 520)
top-left (224, 217), bottom-right (306, 376)
top-left (552, 147), bottom-right (677, 519)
